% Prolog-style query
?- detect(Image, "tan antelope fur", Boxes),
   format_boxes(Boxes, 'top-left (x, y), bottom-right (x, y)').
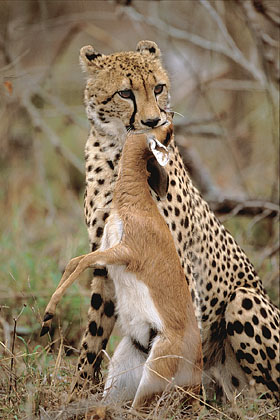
top-left (41, 120), bottom-right (202, 408)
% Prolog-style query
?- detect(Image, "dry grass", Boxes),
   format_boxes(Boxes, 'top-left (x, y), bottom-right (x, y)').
top-left (1, 333), bottom-right (279, 420)
top-left (0, 1), bottom-right (279, 418)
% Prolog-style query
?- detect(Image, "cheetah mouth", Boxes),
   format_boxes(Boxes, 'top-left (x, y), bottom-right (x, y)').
top-left (126, 119), bottom-right (170, 135)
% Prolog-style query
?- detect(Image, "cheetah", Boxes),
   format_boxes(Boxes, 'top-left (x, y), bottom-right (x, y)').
top-left (70, 40), bottom-right (279, 401)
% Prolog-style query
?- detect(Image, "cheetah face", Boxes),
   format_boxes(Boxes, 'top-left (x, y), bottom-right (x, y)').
top-left (80, 41), bottom-right (170, 141)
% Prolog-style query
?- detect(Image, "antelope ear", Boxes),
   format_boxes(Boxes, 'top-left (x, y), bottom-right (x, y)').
top-left (80, 45), bottom-right (105, 73)
top-left (136, 40), bottom-right (161, 59)
top-left (147, 136), bottom-right (169, 167)
top-left (147, 158), bottom-right (169, 198)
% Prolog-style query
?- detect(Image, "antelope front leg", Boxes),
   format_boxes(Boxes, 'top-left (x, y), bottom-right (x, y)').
top-left (40, 244), bottom-right (131, 337)
top-left (40, 255), bottom-right (86, 336)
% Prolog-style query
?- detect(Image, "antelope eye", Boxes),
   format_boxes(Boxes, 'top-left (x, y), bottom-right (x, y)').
top-left (118, 89), bottom-right (133, 99)
top-left (154, 84), bottom-right (164, 95)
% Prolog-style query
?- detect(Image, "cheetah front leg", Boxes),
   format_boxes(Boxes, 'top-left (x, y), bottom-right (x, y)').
top-left (70, 273), bottom-right (117, 396)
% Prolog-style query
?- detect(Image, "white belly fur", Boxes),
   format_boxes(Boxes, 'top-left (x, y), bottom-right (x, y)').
top-left (100, 212), bottom-right (163, 344)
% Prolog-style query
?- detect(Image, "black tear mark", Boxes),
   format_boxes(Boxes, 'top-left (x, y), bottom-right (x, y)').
top-left (128, 92), bottom-right (137, 129)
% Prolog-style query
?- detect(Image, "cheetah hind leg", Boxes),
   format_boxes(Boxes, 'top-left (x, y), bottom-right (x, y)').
top-left (225, 287), bottom-right (280, 401)
top-left (40, 245), bottom-right (131, 337)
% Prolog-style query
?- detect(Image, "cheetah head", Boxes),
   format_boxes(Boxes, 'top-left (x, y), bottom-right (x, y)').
top-left (80, 40), bottom-right (170, 140)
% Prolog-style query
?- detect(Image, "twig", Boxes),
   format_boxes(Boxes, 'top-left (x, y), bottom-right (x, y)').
top-left (21, 93), bottom-right (84, 174)
top-left (124, 5), bottom-right (265, 83)
top-left (34, 84), bottom-right (88, 130)
top-left (211, 198), bottom-right (279, 219)
top-left (8, 304), bottom-right (26, 401)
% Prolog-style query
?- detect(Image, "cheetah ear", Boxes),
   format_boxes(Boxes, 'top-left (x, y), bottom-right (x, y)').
top-left (147, 158), bottom-right (169, 199)
top-left (80, 45), bottom-right (105, 73)
top-left (136, 40), bottom-right (161, 59)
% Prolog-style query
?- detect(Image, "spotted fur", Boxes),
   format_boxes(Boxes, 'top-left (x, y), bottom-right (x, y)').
top-left (71, 40), bottom-right (279, 401)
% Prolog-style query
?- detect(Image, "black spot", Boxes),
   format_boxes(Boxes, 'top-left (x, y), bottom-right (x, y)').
top-left (227, 322), bottom-right (234, 336)
top-left (231, 376), bottom-right (239, 387)
top-left (260, 308), bottom-right (267, 318)
top-left (107, 160), bottom-right (114, 170)
top-left (191, 289), bottom-right (195, 302)
top-left (82, 342), bottom-right (88, 350)
top-left (266, 347), bottom-right (276, 359)
top-left (252, 315), bottom-right (259, 325)
top-left (234, 321), bottom-right (243, 334)
top-left (244, 322), bottom-right (254, 337)
top-left (262, 325), bottom-right (271, 339)
top-left (267, 380), bottom-right (278, 392)
top-left (93, 267), bottom-right (108, 277)
top-left (86, 52), bottom-right (101, 61)
top-left (167, 193), bottom-right (172, 202)
top-left (230, 292), bottom-right (236, 302)
top-left (211, 260), bottom-right (216, 268)
top-left (96, 226), bottom-right (103, 237)
top-left (242, 298), bottom-right (253, 310)
top-left (102, 338), bottom-right (108, 349)
top-left (206, 282), bottom-right (212, 291)
top-left (149, 46), bottom-right (156, 53)
top-left (243, 366), bottom-right (252, 374)
top-left (91, 293), bottom-right (103, 310)
top-left (174, 207), bottom-right (180, 216)
top-left (104, 300), bottom-right (115, 317)
top-left (238, 271), bottom-right (245, 279)
top-left (236, 349), bottom-right (245, 361)
top-left (245, 352), bottom-right (254, 364)
top-left (98, 179), bottom-right (105, 185)
top-left (87, 352), bottom-right (97, 364)
top-left (210, 297), bottom-right (218, 307)
top-left (255, 334), bottom-right (262, 344)
top-left (89, 321), bottom-right (97, 336)
top-left (97, 326), bottom-right (104, 336)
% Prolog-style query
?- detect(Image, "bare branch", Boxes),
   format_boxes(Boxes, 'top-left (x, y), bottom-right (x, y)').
top-left (209, 198), bottom-right (279, 218)
top-left (21, 93), bottom-right (84, 174)
top-left (124, 5), bottom-right (265, 83)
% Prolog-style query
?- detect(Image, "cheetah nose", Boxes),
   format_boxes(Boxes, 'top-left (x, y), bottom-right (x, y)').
top-left (141, 118), bottom-right (160, 128)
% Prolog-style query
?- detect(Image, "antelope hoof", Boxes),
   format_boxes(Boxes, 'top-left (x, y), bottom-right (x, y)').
top-left (40, 312), bottom-right (54, 336)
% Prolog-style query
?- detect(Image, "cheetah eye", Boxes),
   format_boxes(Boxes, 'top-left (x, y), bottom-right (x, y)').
top-left (118, 89), bottom-right (133, 99)
top-left (154, 84), bottom-right (164, 95)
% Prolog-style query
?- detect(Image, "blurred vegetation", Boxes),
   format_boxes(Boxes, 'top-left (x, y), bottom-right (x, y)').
top-left (0, 0), bottom-right (279, 418)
